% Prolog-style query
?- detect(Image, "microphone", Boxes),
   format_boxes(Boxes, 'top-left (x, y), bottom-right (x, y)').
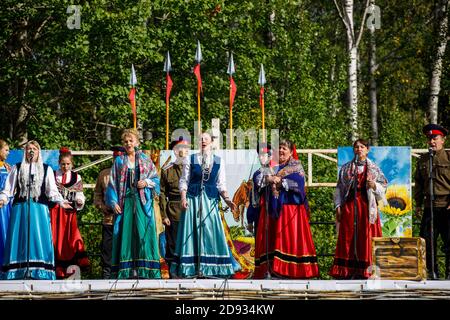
top-left (352, 153), bottom-right (359, 186)
top-left (429, 147), bottom-right (434, 156)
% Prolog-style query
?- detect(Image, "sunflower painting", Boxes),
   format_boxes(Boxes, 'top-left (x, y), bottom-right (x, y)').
top-left (378, 184), bottom-right (413, 237)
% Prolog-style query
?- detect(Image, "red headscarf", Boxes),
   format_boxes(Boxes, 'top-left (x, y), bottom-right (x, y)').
top-left (59, 147), bottom-right (71, 155)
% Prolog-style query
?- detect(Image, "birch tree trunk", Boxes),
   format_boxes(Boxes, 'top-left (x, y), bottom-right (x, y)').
top-left (348, 45), bottom-right (359, 142)
top-left (428, 0), bottom-right (448, 124)
top-left (335, 0), bottom-right (371, 142)
top-left (345, 0), bottom-right (359, 142)
top-left (369, 1), bottom-right (379, 145)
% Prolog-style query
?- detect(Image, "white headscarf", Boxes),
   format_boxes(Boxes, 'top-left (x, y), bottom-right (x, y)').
top-left (18, 140), bottom-right (45, 201)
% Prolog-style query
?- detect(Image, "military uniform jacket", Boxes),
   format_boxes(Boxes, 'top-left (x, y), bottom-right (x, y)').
top-left (414, 149), bottom-right (450, 208)
top-left (159, 162), bottom-right (183, 221)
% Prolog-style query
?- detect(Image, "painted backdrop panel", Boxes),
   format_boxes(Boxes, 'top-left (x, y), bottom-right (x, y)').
top-left (160, 149), bottom-right (259, 278)
top-left (337, 146), bottom-right (412, 237)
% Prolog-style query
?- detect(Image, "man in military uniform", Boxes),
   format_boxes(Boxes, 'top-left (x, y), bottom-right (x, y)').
top-left (93, 146), bottom-right (124, 279)
top-left (414, 124), bottom-right (450, 279)
top-left (160, 137), bottom-right (190, 275)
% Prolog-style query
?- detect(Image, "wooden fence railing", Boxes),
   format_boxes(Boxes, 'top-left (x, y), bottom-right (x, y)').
top-left (72, 148), bottom-right (436, 188)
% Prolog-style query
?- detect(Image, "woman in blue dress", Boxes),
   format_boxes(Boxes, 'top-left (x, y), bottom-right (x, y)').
top-left (0, 140), bottom-right (72, 280)
top-left (0, 140), bottom-right (12, 268)
top-left (171, 132), bottom-right (239, 278)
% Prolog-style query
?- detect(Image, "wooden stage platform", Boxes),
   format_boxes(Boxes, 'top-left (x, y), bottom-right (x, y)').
top-left (0, 279), bottom-right (450, 300)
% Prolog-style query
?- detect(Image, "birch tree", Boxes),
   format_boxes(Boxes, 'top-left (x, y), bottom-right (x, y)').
top-left (334, 0), bottom-right (371, 142)
top-left (428, 0), bottom-right (448, 124)
top-left (367, 0), bottom-right (380, 145)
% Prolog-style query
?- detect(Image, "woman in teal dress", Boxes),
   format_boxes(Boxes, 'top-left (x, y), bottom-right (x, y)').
top-left (171, 132), bottom-right (239, 278)
top-left (107, 129), bottom-right (161, 279)
top-left (0, 140), bottom-right (12, 268)
top-left (0, 140), bottom-right (71, 280)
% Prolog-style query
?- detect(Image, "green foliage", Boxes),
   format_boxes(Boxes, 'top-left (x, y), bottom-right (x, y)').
top-left (0, 0), bottom-right (448, 279)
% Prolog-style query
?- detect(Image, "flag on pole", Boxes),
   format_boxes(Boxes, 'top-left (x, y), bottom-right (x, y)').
top-left (166, 74), bottom-right (173, 100)
top-left (164, 52), bottom-right (173, 150)
top-left (230, 77), bottom-right (237, 108)
top-left (259, 86), bottom-right (264, 107)
top-left (227, 53), bottom-right (237, 109)
top-left (129, 87), bottom-right (136, 105)
top-left (227, 53), bottom-right (237, 149)
top-left (258, 63), bottom-right (266, 108)
top-left (164, 52), bottom-right (173, 101)
top-left (193, 40), bottom-right (202, 90)
top-left (129, 64), bottom-right (138, 129)
top-left (258, 63), bottom-right (266, 142)
top-left (193, 65), bottom-right (202, 90)
top-left (194, 40), bottom-right (202, 133)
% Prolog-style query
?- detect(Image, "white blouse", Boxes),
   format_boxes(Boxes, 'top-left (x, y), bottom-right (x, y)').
top-left (0, 165), bottom-right (65, 205)
top-left (179, 153), bottom-right (227, 194)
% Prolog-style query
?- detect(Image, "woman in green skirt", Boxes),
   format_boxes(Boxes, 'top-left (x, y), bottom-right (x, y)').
top-left (107, 129), bottom-right (161, 279)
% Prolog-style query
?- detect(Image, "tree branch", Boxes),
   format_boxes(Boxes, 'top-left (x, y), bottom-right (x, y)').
top-left (33, 15), bottom-right (52, 41)
top-left (355, 0), bottom-right (371, 47)
top-left (333, 0), bottom-right (351, 33)
top-left (95, 121), bottom-right (121, 129)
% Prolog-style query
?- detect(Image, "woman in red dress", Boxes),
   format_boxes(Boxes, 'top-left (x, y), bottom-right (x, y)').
top-left (329, 139), bottom-right (388, 279)
top-left (50, 148), bottom-right (90, 278)
top-left (253, 139), bottom-right (319, 279)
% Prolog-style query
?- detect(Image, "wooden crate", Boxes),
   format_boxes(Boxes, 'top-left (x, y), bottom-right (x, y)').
top-left (371, 237), bottom-right (427, 281)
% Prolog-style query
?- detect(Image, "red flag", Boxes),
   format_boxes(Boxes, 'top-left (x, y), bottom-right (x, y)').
top-left (292, 144), bottom-right (299, 160)
top-left (129, 87), bottom-right (137, 127)
top-left (166, 73), bottom-right (173, 102)
top-left (230, 76), bottom-right (237, 109)
top-left (193, 63), bottom-right (202, 90)
top-left (129, 87), bottom-right (136, 102)
top-left (259, 86), bottom-right (264, 108)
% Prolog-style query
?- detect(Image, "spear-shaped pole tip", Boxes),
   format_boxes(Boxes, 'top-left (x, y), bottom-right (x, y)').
top-left (195, 40), bottom-right (202, 63)
top-left (258, 63), bottom-right (266, 86)
top-left (227, 53), bottom-right (235, 76)
top-left (130, 64), bottom-right (137, 86)
top-left (163, 51), bottom-right (172, 73)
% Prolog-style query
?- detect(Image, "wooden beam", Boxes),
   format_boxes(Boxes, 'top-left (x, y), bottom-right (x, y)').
top-left (314, 153), bottom-right (338, 163)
